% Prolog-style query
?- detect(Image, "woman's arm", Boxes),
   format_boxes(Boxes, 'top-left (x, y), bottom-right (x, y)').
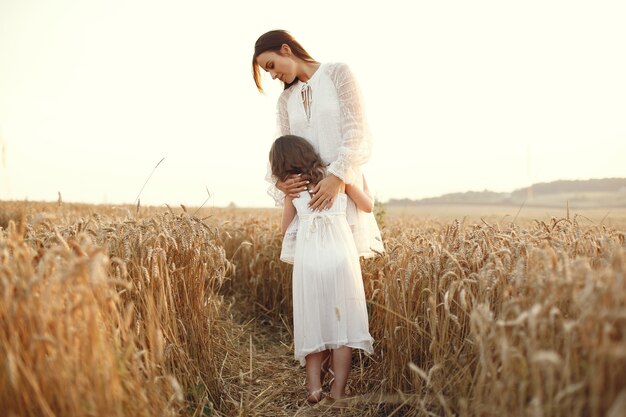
top-left (266, 90), bottom-right (296, 206)
top-left (326, 63), bottom-right (372, 185)
top-left (345, 175), bottom-right (374, 213)
top-left (310, 64), bottom-right (371, 212)
top-left (276, 89), bottom-right (290, 137)
top-left (308, 174), bottom-right (344, 211)
top-left (276, 174), bottom-right (309, 198)
top-left (281, 196), bottom-right (297, 235)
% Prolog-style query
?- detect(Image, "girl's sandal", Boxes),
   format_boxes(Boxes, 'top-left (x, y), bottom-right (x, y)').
top-left (306, 388), bottom-right (324, 405)
top-left (324, 392), bottom-right (352, 409)
top-left (327, 371), bottom-right (353, 397)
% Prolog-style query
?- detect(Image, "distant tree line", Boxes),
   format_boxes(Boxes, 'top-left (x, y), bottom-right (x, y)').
top-left (511, 178), bottom-right (626, 198)
top-left (387, 178), bottom-right (626, 206)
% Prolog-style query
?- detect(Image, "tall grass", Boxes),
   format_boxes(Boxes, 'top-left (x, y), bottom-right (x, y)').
top-left (224, 213), bottom-right (626, 416)
top-left (1, 201), bottom-right (625, 416)
top-left (0, 204), bottom-right (242, 416)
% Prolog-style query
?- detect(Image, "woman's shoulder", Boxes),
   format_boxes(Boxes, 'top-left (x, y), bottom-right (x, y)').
top-left (321, 62), bottom-right (356, 84)
top-left (323, 62), bottom-right (350, 75)
top-left (278, 84), bottom-right (297, 104)
top-left (323, 61), bottom-right (349, 69)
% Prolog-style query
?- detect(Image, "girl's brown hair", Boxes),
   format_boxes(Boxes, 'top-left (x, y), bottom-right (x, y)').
top-left (269, 135), bottom-right (327, 186)
top-left (252, 30), bottom-right (316, 93)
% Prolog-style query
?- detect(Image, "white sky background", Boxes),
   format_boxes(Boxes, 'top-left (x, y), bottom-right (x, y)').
top-left (1, 0), bottom-right (625, 207)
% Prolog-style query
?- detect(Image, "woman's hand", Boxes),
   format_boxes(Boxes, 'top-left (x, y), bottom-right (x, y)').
top-left (276, 174), bottom-right (309, 198)
top-left (309, 174), bottom-right (344, 211)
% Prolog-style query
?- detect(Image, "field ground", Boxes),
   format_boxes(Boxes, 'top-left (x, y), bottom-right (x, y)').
top-left (1, 200), bottom-right (625, 416)
top-left (218, 203), bottom-right (626, 416)
top-left (385, 204), bottom-right (626, 227)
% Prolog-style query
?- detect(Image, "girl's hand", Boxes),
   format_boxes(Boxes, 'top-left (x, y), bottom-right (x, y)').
top-left (309, 174), bottom-right (344, 211)
top-left (276, 174), bottom-right (309, 198)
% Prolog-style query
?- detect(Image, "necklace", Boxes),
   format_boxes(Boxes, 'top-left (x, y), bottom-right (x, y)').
top-left (301, 83), bottom-right (312, 123)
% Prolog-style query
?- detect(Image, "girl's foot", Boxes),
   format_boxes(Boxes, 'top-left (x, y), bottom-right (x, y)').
top-left (328, 389), bottom-right (353, 400)
top-left (306, 388), bottom-right (323, 404)
top-left (327, 372), bottom-right (352, 397)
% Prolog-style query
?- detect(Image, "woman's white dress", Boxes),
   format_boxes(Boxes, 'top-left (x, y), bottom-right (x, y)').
top-left (291, 191), bottom-right (374, 365)
top-left (266, 62), bottom-right (385, 263)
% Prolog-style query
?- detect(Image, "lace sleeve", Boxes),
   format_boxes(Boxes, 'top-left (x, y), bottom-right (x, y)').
top-left (265, 161), bottom-right (284, 207)
top-left (276, 89), bottom-right (290, 137)
top-left (327, 63), bottom-right (372, 185)
top-left (266, 90), bottom-right (291, 206)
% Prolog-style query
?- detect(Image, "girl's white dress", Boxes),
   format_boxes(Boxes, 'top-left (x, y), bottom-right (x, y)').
top-left (291, 190), bottom-right (374, 365)
top-left (266, 62), bottom-right (385, 262)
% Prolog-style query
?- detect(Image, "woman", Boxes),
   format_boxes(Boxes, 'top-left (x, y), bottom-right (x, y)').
top-left (252, 29), bottom-right (384, 402)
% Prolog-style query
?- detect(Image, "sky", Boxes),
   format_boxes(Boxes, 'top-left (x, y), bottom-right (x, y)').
top-left (1, 0), bottom-right (625, 207)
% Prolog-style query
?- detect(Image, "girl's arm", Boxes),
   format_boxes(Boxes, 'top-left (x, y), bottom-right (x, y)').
top-left (281, 196), bottom-right (297, 235)
top-left (345, 175), bottom-right (374, 213)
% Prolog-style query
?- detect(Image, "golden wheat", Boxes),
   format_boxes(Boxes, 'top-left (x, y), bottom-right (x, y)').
top-left (1, 201), bottom-right (624, 416)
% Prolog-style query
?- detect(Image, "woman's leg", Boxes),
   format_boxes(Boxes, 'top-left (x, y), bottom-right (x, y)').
top-left (305, 351), bottom-right (325, 402)
top-left (329, 347), bottom-right (352, 399)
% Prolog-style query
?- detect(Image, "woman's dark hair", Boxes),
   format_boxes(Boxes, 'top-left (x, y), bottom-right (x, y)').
top-left (269, 135), bottom-right (326, 185)
top-left (252, 30), bottom-right (316, 93)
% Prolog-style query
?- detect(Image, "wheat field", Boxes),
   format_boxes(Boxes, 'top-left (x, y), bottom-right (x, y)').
top-left (0, 201), bottom-right (624, 417)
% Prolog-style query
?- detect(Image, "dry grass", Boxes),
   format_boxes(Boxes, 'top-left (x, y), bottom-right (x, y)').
top-left (0, 202), bottom-right (243, 416)
top-left (222, 208), bottom-right (626, 417)
top-left (1, 200), bottom-right (625, 416)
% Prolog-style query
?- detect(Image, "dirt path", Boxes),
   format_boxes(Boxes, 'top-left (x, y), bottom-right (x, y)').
top-left (221, 299), bottom-right (401, 417)
top-left (225, 303), bottom-right (307, 416)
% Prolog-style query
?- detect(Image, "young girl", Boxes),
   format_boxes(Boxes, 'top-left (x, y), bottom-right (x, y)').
top-left (269, 134), bottom-right (374, 404)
